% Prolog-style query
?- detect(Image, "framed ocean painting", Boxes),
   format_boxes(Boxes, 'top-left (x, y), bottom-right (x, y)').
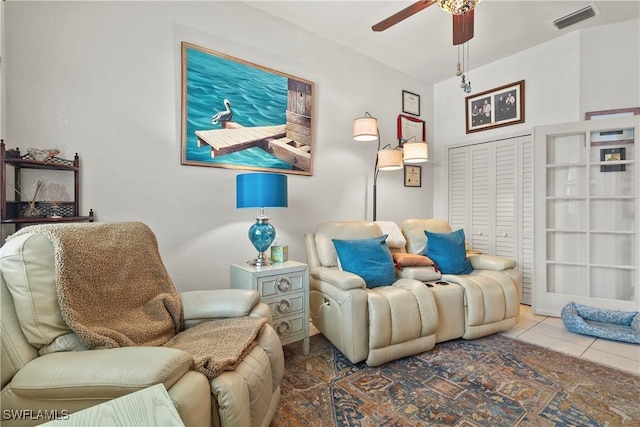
top-left (181, 42), bottom-right (314, 175)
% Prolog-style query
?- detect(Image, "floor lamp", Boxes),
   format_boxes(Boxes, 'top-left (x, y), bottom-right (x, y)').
top-left (353, 113), bottom-right (428, 221)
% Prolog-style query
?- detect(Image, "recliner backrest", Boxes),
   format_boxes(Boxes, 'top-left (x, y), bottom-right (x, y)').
top-left (312, 221), bottom-right (381, 268)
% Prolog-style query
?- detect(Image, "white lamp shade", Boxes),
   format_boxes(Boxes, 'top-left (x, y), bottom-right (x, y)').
top-left (377, 149), bottom-right (403, 170)
top-left (353, 117), bottom-right (379, 141)
top-left (403, 142), bottom-right (429, 163)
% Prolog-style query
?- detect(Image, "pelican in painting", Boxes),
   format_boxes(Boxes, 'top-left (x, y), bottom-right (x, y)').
top-left (212, 99), bottom-right (233, 125)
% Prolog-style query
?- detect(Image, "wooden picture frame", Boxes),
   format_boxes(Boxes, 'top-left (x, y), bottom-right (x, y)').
top-left (181, 42), bottom-right (315, 175)
top-left (585, 107), bottom-right (640, 120)
top-left (404, 165), bottom-right (422, 187)
top-left (397, 115), bottom-right (426, 142)
top-left (465, 80), bottom-right (525, 134)
top-left (402, 90), bottom-right (420, 116)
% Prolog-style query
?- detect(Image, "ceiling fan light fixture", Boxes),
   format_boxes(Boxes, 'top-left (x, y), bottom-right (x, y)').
top-left (437, 0), bottom-right (481, 15)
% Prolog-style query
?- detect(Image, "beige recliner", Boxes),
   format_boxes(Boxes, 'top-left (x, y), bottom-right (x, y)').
top-left (0, 222), bottom-right (284, 427)
top-left (305, 219), bottom-right (520, 367)
top-left (401, 218), bottom-right (521, 340)
top-left (305, 221), bottom-right (439, 366)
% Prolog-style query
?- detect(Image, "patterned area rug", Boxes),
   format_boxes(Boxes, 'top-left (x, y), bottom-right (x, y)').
top-left (271, 334), bottom-right (639, 426)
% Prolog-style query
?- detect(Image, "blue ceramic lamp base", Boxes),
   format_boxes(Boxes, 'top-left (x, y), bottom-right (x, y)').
top-left (248, 215), bottom-right (276, 267)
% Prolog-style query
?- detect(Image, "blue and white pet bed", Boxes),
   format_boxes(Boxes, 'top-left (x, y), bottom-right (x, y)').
top-left (561, 302), bottom-right (640, 344)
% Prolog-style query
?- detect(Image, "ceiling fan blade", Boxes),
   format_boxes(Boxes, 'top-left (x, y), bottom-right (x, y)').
top-left (452, 9), bottom-right (474, 45)
top-left (372, 0), bottom-right (435, 32)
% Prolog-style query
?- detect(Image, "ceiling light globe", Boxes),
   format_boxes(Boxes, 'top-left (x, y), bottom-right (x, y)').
top-left (437, 0), bottom-right (481, 15)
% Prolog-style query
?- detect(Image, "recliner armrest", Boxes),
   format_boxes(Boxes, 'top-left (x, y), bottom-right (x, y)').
top-left (310, 267), bottom-right (366, 291)
top-left (468, 254), bottom-right (516, 271)
top-left (10, 347), bottom-right (194, 399)
top-left (181, 289), bottom-right (260, 321)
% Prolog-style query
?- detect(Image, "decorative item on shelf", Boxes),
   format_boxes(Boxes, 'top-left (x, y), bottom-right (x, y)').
top-left (27, 148), bottom-right (60, 162)
top-left (17, 180), bottom-right (45, 218)
top-left (236, 172), bottom-right (288, 267)
top-left (5, 148), bottom-right (20, 158)
top-left (353, 113), bottom-right (429, 220)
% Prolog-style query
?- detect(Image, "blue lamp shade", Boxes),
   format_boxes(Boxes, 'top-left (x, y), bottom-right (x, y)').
top-left (236, 173), bottom-right (288, 266)
top-left (236, 173), bottom-right (288, 209)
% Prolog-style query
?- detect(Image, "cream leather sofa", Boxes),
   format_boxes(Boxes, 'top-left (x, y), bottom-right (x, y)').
top-left (0, 226), bottom-right (284, 427)
top-left (305, 219), bottom-right (520, 366)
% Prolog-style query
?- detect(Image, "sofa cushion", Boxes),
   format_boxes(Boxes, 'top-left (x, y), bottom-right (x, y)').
top-left (424, 229), bottom-right (473, 275)
top-left (392, 253), bottom-right (434, 268)
top-left (401, 218), bottom-right (452, 254)
top-left (374, 221), bottom-right (406, 249)
top-left (314, 221), bottom-right (381, 267)
top-left (332, 235), bottom-right (396, 288)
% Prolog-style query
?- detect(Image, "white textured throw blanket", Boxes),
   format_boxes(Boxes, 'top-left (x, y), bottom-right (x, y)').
top-left (10, 222), bottom-right (265, 379)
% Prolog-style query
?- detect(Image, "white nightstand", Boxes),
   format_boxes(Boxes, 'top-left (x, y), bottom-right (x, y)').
top-left (230, 260), bottom-right (309, 355)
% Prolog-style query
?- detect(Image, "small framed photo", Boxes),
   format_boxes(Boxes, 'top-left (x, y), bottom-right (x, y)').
top-left (600, 147), bottom-right (625, 172)
top-left (402, 90), bottom-right (420, 116)
top-left (465, 80), bottom-right (525, 133)
top-left (404, 165), bottom-right (422, 187)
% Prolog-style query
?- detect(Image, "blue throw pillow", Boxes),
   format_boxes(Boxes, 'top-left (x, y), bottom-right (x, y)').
top-left (332, 235), bottom-right (396, 288)
top-left (424, 229), bottom-right (473, 275)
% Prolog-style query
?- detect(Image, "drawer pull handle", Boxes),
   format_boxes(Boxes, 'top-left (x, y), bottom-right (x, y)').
top-left (276, 320), bottom-right (291, 336)
top-left (277, 299), bottom-right (292, 314)
top-left (277, 277), bottom-right (292, 292)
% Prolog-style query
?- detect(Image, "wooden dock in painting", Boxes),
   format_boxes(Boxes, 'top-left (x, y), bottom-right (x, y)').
top-left (195, 123), bottom-right (286, 157)
top-left (195, 120), bottom-right (311, 171)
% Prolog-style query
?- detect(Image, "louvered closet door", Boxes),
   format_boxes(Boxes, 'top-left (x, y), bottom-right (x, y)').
top-left (447, 134), bottom-right (533, 304)
top-left (494, 140), bottom-right (518, 259)
top-left (469, 144), bottom-right (492, 253)
top-left (448, 147), bottom-right (469, 232)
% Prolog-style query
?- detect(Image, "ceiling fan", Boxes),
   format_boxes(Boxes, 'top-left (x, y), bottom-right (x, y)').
top-left (372, 0), bottom-right (480, 45)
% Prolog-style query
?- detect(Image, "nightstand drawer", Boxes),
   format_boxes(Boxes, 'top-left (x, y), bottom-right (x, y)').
top-left (258, 273), bottom-right (304, 298)
top-left (273, 313), bottom-right (306, 339)
top-left (265, 293), bottom-right (304, 319)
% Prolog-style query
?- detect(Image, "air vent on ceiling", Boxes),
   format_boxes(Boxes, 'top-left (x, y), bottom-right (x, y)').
top-left (552, 3), bottom-right (600, 30)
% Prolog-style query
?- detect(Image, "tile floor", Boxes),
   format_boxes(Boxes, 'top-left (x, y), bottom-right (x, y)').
top-left (501, 305), bottom-right (640, 375)
top-left (308, 304), bottom-right (640, 375)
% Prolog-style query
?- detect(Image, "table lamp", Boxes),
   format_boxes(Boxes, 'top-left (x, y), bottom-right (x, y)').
top-left (236, 172), bottom-right (288, 266)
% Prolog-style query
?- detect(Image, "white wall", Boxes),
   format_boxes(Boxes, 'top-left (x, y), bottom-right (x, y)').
top-left (1, 1), bottom-right (433, 290)
top-left (432, 19), bottom-right (640, 218)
